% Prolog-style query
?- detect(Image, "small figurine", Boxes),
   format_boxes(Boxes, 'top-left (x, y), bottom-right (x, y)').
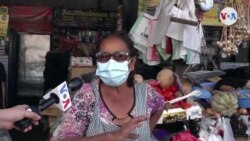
top-left (149, 69), bottom-right (192, 109)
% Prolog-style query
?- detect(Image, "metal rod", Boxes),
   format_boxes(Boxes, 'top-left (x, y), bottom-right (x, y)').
top-left (170, 17), bottom-right (198, 26)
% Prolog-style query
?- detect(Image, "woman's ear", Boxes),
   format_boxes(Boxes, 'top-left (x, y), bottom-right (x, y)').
top-left (129, 57), bottom-right (137, 71)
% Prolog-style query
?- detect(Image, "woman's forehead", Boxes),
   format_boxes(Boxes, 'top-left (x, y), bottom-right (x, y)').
top-left (100, 37), bottom-right (129, 52)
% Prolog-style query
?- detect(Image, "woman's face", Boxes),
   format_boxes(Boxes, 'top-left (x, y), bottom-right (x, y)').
top-left (99, 37), bottom-right (136, 70)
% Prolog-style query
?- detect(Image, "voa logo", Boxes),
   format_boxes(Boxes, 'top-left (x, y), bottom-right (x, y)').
top-left (60, 83), bottom-right (71, 110)
top-left (219, 7), bottom-right (238, 26)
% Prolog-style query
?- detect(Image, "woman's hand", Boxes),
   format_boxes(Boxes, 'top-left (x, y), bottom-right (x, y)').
top-left (110, 116), bottom-right (148, 141)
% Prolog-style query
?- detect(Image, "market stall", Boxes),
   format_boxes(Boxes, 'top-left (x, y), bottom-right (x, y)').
top-left (129, 0), bottom-right (250, 141)
top-left (1, 0), bottom-right (250, 141)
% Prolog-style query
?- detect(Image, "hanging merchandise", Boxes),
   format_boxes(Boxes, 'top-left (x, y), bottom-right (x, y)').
top-left (129, 13), bottom-right (161, 65)
top-left (216, 26), bottom-right (239, 57)
top-left (151, 0), bottom-right (173, 44)
top-left (171, 26), bottom-right (203, 65)
top-left (166, 0), bottom-right (197, 41)
top-left (234, 3), bottom-right (250, 42)
top-left (157, 0), bottom-right (204, 65)
top-left (171, 0), bottom-right (204, 65)
top-left (129, 3), bottom-right (171, 66)
top-left (130, 0), bottom-right (212, 65)
top-left (129, 13), bottom-right (154, 51)
top-left (215, 2), bottom-right (250, 57)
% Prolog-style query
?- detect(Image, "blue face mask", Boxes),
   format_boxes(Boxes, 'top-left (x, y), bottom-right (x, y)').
top-left (96, 59), bottom-right (130, 87)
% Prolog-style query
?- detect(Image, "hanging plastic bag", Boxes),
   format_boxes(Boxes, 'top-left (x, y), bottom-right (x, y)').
top-left (145, 45), bottom-right (161, 66)
top-left (151, 0), bottom-right (174, 44)
top-left (222, 117), bottom-right (235, 141)
top-left (183, 24), bottom-right (203, 52)
top-left (129, 13), bottom-right (156, 50)
top-left (129, 12), bottom-right (162, 66)
top-left (167, 0), bottom-right (197, 41)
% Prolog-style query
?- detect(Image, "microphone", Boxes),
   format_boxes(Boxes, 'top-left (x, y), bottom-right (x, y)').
top-left (42, 82), bottom-right (72, 112)
top-left (15, 81), bottom-right (72, 130)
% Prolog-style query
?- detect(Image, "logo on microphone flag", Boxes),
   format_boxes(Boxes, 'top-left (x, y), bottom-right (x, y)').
top-left (43, 81), bottom-right (72, 111)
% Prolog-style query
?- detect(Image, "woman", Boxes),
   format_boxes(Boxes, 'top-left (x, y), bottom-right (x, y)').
top-left (52, 33), bottom-right (165, 141)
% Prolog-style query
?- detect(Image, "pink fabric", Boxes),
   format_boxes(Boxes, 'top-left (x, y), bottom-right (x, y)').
top-left (51, 80), bottom-right (165, 141)
top-left (172, 130), bottom-right (200, 141)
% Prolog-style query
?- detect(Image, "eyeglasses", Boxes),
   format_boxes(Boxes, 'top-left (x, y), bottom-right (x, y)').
top-left (96, 51), bottom-right (130, 63)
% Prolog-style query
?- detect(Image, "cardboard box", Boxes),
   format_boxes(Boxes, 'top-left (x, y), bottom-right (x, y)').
top-left (70, 56), bottom-right (93, 67)
top-left (157, 106), bottom-right (202, 124)
top-left (158, 108), bottom-right (187, 124)
top-left (68, 66), bottom-right (96, 79)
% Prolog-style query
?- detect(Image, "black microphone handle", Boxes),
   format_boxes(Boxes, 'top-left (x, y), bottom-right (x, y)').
top-left (14, 106), bottom-right (39, 131)
top-left (39, 93), bottom-right (59, 112)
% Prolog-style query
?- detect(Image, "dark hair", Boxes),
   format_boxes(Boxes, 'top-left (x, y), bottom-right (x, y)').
top-left (97, 32), bottom-right (138, 87)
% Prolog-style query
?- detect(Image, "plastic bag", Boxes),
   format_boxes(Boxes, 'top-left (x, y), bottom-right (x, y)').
top-left (151, 0), bottom-right (173, 44)
top-left (222, 117), bottom-right (235, 141)
top-left (129, 13), bottom-right (155, 48)
top-left (166, 0), bottom-right (196, 41)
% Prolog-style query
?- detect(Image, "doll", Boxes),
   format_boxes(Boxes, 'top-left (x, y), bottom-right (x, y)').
top-left (149, 69), bottom-right (178, 101)
top-left (149, 69), bottom-right (192, 109)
